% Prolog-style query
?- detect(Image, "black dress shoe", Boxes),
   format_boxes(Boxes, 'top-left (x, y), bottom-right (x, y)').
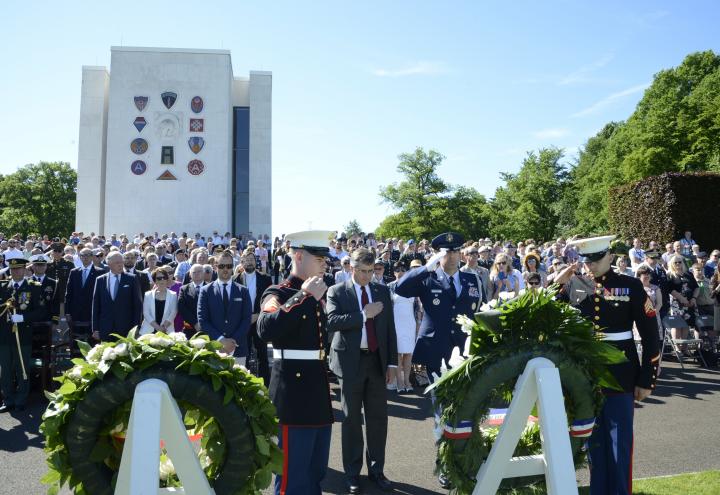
top-left (0, 404), bottom-right (15, 413)
top-left (368, 472), bottom-right (393, 491)
top-left (345, 475), bottom-right (361, 494)
top-left (438, 471), bottom-right (453, 490)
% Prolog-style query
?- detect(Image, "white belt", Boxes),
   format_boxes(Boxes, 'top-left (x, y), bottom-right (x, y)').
top-left (273, 349), bottom-right (324, 360)
top-left (600, 331), bottom-right (633, 341)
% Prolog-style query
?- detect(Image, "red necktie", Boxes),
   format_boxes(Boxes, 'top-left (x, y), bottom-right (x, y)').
top-left (361, 286), bottom-right (378, 352)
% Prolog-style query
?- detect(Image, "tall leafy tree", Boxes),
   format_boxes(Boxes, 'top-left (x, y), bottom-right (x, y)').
top-left (489, 148), bottom-right (567, 241)
top-left (0, 161), bottom-right (77, 237)
top-left (379, 147), bottom-right (450, 238)
top-left (344, 219), bottom-right (363, 237)
top-left (571, 50), bottom-right (720, 233)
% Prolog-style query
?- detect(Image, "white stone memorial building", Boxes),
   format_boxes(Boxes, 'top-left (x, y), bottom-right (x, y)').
top-left (76, 46), bottom-right (271, 237)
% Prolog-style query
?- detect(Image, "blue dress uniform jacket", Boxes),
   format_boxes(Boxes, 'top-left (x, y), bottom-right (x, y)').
top-left (395, 267), bottom-right (482, 372)
top-left (257, 276), bottom-right (334, 426)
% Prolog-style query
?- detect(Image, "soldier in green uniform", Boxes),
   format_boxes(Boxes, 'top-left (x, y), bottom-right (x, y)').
top-left (0, 258), bottom-right (45, 412)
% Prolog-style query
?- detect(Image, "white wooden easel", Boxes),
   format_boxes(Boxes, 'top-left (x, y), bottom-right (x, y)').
top-left (115, 379), bottom-right (215, 495)
top-left (473, 357), bottom-right (578, 495)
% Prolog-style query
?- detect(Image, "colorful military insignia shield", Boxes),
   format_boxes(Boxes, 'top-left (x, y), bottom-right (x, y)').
top-left (187, 159), bottom-right (205, 176)
top-left (644, 296), bottom-right (656, 317)
top-left (134, 96), bottom-right (148, 111)
top-left (189, 118), bottom-right (204, 132)
top-left (130, 138), bottom-right (148, 155)
top-left (133, 117), bottom-right (147, 132)
top-left (131, 160), bottom-right (147, 175)
top-left (188, 136), bottom-right (204, 154)
top-left (157, 169), bottom-right (177, 180)
top-left (190, 96), bottom-right (203, 113)
top-left (161, 91), bottom-right (177, 109)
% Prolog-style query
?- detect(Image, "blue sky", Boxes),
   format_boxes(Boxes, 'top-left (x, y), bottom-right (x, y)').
top-left (1, 1), bottom-right (719, 238)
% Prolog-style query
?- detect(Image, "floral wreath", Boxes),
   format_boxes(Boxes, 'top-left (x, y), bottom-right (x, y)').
top-left (41, 330), bottom-right (282, 495)
top-left (432, 289), bottom-right (627, 493)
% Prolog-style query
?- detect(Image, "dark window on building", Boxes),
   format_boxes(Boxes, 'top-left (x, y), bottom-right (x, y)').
top-left (161, 146), bottom-right (174, 165)
top-left (233, 107), bottom-right (250, 235)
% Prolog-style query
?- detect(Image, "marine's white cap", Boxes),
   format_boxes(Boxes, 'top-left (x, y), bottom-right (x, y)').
top-left (566, 235), bottom-right (617, 262)
top-left (285, 230), bottom-right (335, 257)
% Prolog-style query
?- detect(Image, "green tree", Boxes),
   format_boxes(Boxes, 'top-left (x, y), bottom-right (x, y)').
top-left (571, 50), bottom-right (720, 232)
top-left (379, 147), bottom-right (450, 238)
top-left (0, 161), bottom-right (77, 237)
top-left (344, 219), bottom-right (363, 237)
top-left (376, 148), bottom-right (492, 240)
top-left (488, 148), bottom-right (568, 242)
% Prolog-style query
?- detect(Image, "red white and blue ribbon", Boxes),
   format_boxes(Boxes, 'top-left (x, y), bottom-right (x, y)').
top-left (443, 420), bottom-right (473, 440)
top-left (570, 417), bottom-right (595, 438)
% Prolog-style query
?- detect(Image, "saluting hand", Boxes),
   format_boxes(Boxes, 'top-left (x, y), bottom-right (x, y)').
top-left (426, 249), bottom-right (447, 272)
top-left (302, 276), bottom-right (327, 300)
top-left (553, 262), bottom-right (580, 285)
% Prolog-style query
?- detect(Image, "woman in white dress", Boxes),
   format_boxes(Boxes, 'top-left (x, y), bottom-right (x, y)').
top-left (388, 262), bottom-right (417, 393)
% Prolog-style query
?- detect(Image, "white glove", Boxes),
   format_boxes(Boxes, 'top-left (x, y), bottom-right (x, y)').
top-left (426, 249), bottom-right (446, 272)
top-left (11, 314), bottom-right (24, 323)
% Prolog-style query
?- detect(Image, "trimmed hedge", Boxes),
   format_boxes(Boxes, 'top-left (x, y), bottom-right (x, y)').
top-left (608, 172), bottom-right (720, 249)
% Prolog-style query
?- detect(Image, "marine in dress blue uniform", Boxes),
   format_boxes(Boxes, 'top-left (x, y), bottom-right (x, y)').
top-left (257, 231), bottom-right (335, 495)
top-left (395, 232), bottom-right (482, 379)
top-left (558, 236), bottom-right (660, 495)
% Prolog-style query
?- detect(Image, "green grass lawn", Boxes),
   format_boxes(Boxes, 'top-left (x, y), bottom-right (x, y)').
top-left (578, 470), bottom-right (720, 495)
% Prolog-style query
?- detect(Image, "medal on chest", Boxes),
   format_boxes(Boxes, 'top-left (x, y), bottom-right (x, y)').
top-left (603, 287), bottom-right (630, 302)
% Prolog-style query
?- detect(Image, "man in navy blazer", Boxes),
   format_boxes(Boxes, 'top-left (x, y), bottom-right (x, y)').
top-left (198, 250), bottom-right (252, 363)
top-left (92, 251), bottom-right (143, 341)
top-left (66, 247), bottom-right (107, 325)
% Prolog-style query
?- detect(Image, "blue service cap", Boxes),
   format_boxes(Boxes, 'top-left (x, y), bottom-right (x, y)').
top-left (431, 232), bottom-right (464, 251)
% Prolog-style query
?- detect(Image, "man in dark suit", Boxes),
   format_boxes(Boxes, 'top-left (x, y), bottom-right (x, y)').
top-left (65, 248), bottom-right (106, 326)
top-left (123, 251), bottom-right (151, 294)
top-left (235, 252), bottom-right (272, 385)
top-left (178, 263), bottom-right (206, 335)
top-left (92, 252), bottom-right (143, 341)
top-left (327, 248), bottom-right (397, 494)
top-left (198, 250), bottom-right (252, 363)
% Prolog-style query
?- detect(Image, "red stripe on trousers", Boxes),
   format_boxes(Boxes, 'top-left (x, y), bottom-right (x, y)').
top-left (629, 435), bottom-right (634, 494)
top-left (280, 425), bottom-right (289, 495)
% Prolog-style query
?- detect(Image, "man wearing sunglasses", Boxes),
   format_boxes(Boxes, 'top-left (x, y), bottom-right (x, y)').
top-left (555, 235), bottom-right (660, 495)
top-left (198, 251), bottom-right (252, 362)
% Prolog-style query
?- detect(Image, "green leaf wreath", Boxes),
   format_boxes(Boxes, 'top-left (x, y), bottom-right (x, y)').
top-left (40, 330), bottom-right (282, 495)
top-left (431, 288), bottom-right (627, 494)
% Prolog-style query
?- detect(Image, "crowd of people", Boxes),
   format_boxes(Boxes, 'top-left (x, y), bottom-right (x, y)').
top-left (1, 228), bottom-right (719, 494)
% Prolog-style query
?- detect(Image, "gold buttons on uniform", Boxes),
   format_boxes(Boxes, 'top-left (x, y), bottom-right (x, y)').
top-left (296, 372), bottom-right (301, 378)
top-left (594, 324), bottom-right (600, 330)
top-left (594, 298), bottom-right (600, 303)
top-left (594, 316), bottom-right (600, 321)
top-left (302, 315), bottom-right (307, 319)
top-left (594, 306), bottom-right (600, 311)
top-left (596, 283), bottom-right (603, 288)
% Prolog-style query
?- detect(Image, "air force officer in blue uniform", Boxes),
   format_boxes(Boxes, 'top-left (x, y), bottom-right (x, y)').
top-left (395, 232), bottom-right (482, 380)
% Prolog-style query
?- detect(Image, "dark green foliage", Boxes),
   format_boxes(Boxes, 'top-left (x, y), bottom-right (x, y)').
top-left (608, 172), bottom-right (720, 248)
top-left (377, 147), bottom-right (491, 239)
top-left (0, 161), bottom-right (77, 237)
top-left (571, 51), bottom-right (720, 234)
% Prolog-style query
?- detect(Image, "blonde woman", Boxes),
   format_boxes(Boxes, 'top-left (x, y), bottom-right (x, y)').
top-left (666, 254), bottom-right (699, 347)
top-left (490, 253), bottom-right (524, 301)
